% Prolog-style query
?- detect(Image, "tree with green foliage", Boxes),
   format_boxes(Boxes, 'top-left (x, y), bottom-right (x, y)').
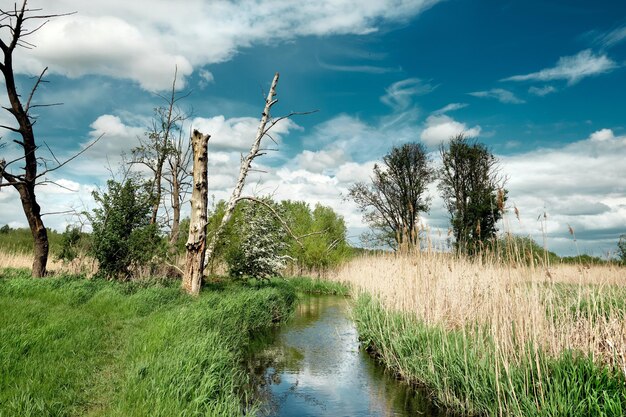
top-left (439, 134), bottom-right (507, 254)
top-left (225, 199), bottom-right (287, 280)
top-left (56, 226), bottom-right (83, 262)
top-left (281, 201), bottom-right (350, 274)
top-left (88, 178), bottom-right (162, 279)
top-left (348, 142), bottom-right (434, 250)
top-left (618, 234), bottom-right (626, 265)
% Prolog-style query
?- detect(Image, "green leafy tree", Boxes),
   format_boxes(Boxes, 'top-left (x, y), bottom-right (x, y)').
top-left (56, 226), bottom-right (83, 262)
top-left (281, 201), bottom-right (351, 274)
top-left (618, 234), bottom-right (626, 265)
top-left (226, 199), bottom-right (287, 280)
top-left (348, 142), bottom-right (434, 250)
top-left (88, 178), bottom-right (162, 279)
top-left (439, 134), bottom-right (507, 254)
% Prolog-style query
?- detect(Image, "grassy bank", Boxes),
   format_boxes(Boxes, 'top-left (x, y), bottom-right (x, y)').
top-left (0, 270), bottom-right (297, 416)
top-left (354, 295), bottom-right (626, 416)
top-left (332, 254), bottom-right (626, 416)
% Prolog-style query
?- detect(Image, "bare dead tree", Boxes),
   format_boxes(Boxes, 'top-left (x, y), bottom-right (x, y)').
top-left (200, 73), bottom-right (281, 272)
top-left (198, 73), bottom-right (316, 279)
top-left (0, 1), bottom-right (75, 277)
top-left (183, 129), bottom-right (210, 295)
top-left (165, 125), bottom-right (192, 247)
top-left (132, 67), bottom-right (190, 226)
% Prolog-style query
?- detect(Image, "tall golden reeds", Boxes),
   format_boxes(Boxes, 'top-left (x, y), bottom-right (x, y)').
top-left (330, 250), bottom-right (626, 375)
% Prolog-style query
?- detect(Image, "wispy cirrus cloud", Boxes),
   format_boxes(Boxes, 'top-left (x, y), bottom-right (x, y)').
top-left (317, 60), bottom-right (402, 74)
top-left (432, 102), bottom-right (468, 115)
top-left (528, 85), bottom-right (557, 96)
top-left (469, 88), bottom-right (525, 104)
top-left (502, 49), bottom-right (618, 85)
top-left (380, 78), bottom-right (438, 111)
top-left (594, 25), bottom-right (626, 49)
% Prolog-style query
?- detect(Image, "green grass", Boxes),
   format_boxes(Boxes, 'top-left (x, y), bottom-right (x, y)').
top-left (280, 276), bottom-right (350, 296)
top-left (0, 272), bottom-right (297, 416)
top-left (0, 227), bottom-right (64, 255)
top-left (546, 283), bottom-right (626, 321)
top-left (353, 295), bottom-right (626, 417)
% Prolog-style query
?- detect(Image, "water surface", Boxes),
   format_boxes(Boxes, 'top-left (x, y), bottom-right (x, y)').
top-left (248, 295), bottom-right (444, 417)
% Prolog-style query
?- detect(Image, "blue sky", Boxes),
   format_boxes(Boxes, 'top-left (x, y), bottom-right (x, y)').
top-left (1, 0), bottom-right (625, 256)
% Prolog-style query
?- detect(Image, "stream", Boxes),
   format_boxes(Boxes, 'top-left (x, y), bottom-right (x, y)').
top-left (247, 295), bottom-right (445, 417)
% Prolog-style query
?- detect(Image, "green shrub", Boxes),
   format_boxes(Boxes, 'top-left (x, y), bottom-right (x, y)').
top-left (88, 178), bottom-right (164, 279)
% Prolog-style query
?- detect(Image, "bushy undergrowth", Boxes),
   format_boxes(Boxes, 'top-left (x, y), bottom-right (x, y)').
top-left (353, 295), bottom-right (626, 417)
top-left (0, 273), bottom-right (296, 416)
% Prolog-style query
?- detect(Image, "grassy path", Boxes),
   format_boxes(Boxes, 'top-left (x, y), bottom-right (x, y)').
top-left (0, 271), bottom-right (297, 416)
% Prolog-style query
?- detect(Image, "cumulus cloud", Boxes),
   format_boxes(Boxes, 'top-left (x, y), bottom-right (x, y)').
top-left (19, 0), bottom-right (441, 91)
top-left (192, 115), bottom-right (300, 152)
top-left (56, 114), bottom-right (146, 177)
top-left (420, 115), bottom-right (481, 147)
top-left (0, 178), bottom-right (97, 231)
top-left (469, 88), bottom-right (525, 104)
top-left (528, 85), bottom-right (557, 96)
top-left (381, 78), bottom-right (437, 111)
top-left (294, 149), bottom-right (347, 173)
top-left (502, 49), bottom-right (618, 85)
top-left (16, 15), bottom-right (193, 91)
top-left (501, 128), bottom-right (626, 255)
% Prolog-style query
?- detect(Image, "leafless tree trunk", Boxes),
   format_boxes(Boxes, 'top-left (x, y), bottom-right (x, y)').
top-left (166, 127), bottom-right (192, 247)
top-left (132, 67), bottom-right (189, 226)
top-left (202, 73), bottom-right (281, 270)
top-left (183, 130), bottom-right (210, 295)
top-left (0, 2), bottom-right (73, 277)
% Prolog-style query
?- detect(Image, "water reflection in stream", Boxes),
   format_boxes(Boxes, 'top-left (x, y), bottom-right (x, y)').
top-left (247, 296), bottom-right (444, 417)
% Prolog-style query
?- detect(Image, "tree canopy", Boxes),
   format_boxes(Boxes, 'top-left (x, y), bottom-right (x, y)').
top-left (439, 134), bottom-right (507, 254)
top-left (348, 142), bottom-right (434, 250)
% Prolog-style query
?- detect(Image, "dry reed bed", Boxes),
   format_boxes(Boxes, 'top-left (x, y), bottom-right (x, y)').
top-left (0, 251), bottom-right (97, 276)
top-left (330, 253), bottom-right (626, 375)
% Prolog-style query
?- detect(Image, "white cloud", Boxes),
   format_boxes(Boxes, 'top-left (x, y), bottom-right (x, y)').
top-left (294, 149), bottom-right (347, 173)
top-left (528, 85), bottom-right (557, 96)
top-left (595, 25), bottom-right (626, 49)
top-left (589, 128), bottom-right (615, 142)
top-left (0, 177), bottom-right (97, 232)
top-left (43, 114), bottom-right (148, 179)
top-left (335, 161), bottom-right (377, 184)
top-left (192, 115), bottom-right (300, 152)
top-left (198, 69), bottom-right (215, 88)
top-left (303, 114), bottom-right (400, 161)
top-left (19, 0), bottom-right (441, 91)
top-left (469, 88), bottom-right (525, 104)
top-left (420, 115), bottom-right (481, 147)
top-left (381, 78), bottom-right (437, 111)
top-left (318, 60), bottom-right (401, 74)
top-left (501, 128), bottom-right (626, 255)
top-left (16, 15), bottom-right (193, 92)
top-left (432, 102), bottom-right (468, 115)
top-left (502, 49), bottom-right (618, 85)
